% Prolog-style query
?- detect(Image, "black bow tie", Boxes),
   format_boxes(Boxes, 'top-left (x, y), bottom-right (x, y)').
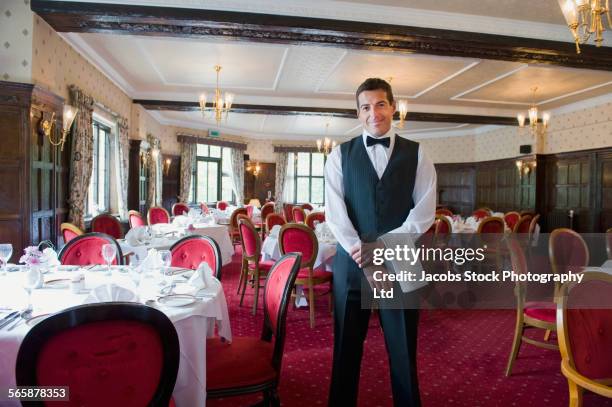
top-left (366, 136), bottom-right (390, 148)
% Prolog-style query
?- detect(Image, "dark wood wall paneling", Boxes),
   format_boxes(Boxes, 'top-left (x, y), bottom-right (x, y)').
top-left (161, 154), bottom-right (180, 212)
top-left (127, 139), bottom-right (149, 216)
top-left (244, 163), bottom-right (275, 205)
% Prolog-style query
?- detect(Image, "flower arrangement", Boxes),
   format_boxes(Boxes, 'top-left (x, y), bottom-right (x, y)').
top-left (19, 246), bottom-right (44, 266)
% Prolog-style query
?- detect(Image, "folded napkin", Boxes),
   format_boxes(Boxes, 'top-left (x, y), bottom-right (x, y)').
top-left (187, 261), bottom-right (216, 290)
top-left (125, 226), bottom-right (146, 246)
top-left (140, 249), bottom-right (163, 270)
top-left (269, 224), bottom-right (282, 238)
top-left (41, 248), bottom-right (60, 267)
top-left (84, 283), bottom-right (139, 303)
top-left (172, 215), bottom-right (188, 226)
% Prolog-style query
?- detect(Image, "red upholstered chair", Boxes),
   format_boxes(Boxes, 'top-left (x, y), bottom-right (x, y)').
top-left (128, 210), bottom-right (145, 229)
top-left (217, 201), bottom-right (229, 211)
top-left (476, 216), bottom-right (505, 234)
top-left (59, 233), bottom-right (123, 266)
top-left (435, 208), bottom-right (453, 217)
top-left (229, 207), bottom-right (248, 248)
top-left (301, 203), bottom-right (314, 211)
top-left (504, 211), bottom-right (521, 231)
top-left (200, 202), bottom-right (210, 215)
top-left (91, 213), bottom-right (123, 239)
top-left (238, 218), bottom-right (275, 314)
top-left (282, 203), bottom-right (294, 222)
top-left (170, 235), bottom-right (222, 280)
top-left (260, 202), bottom-right (275, 224)
top-left (265, 213), bottom-right (286, 235)
top-left (279, 223), bottom-right (333, 328)
top-left (305, 211), bottom-right (326, 229)
top-left (207, 253), bottom-right (301, 405)
top-left (607, 228), bottom-right (612, 260)
top-left (472, 208), bottom-right (491, 220)
top-left (557, 271), bottom-right (612, 406)
top-left (434, 214), bottom-right (452, 235)
top-left (172, 202), bottom-right (190, 216)
top-left (292, 206), bottom-right (306, 223)
top-left (549, 228), bottom-right (589, 299)
top-left (148, 206), bottom-right (170, 225)
top-left (60, 222), bottom-right (84, 244)
top-left (246, 205), bottom-right (255, 218)
top-left (505, 237), bottom-right (558, 376)
top-left (16, 302), bottom-right (179, 407)
top-left (513, 214), bottom-right (534, 233)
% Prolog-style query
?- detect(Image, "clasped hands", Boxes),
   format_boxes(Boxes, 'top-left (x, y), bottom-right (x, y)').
top-left (350, 240), bottom-right (394, 293)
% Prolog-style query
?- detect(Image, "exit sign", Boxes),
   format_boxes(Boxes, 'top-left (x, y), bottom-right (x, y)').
top-left (209, 129), bottom-right (220, 137)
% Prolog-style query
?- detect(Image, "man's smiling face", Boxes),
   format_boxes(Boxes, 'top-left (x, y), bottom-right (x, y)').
top-left (357, 89), bottom-right (396, 138)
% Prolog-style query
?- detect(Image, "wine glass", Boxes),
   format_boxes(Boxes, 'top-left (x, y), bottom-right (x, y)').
top-left (0, 244), bottom-right (13, 275)
top-left (22, 267), bottom-right (42, 312)
top-left (101, 244), bottom-right (116, 276)
top-left (158, 250), bottom-right (172, 288)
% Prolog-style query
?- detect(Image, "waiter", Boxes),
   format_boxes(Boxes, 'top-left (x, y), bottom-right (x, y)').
top-left (325, 78), bottom-right (436, 406)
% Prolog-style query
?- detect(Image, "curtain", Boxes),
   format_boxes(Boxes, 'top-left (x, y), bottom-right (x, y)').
top-left (230, 148), bottom-right (244, 205)
top-left (115, 116), bottom-right (129, 220)
top-left (147, 135), bottom-right (162, 207)
top-left (67, 85), bottom-right (95, 230)
top-left (179, 141), bottom-right (195, 203)
top-left (274, 151), bottom-right (289, 212)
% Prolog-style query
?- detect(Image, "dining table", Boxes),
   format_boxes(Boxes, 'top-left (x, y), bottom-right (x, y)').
top-left (0, 264), bottom-right (231, 406)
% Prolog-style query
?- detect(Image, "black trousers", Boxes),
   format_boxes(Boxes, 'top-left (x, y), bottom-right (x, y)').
top-left (329, 249), bottom-right (421, 407)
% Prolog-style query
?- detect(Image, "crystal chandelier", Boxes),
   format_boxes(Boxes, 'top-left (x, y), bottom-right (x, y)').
top-left (316, 122), bottom-right (337, 156)
top-left (516, 87), bottom-right (551, 137)
top-left (386, 76), bottom-right (409, 128)
top-left (198, 65), bottom-right (234, 125)
top-left (558, 0), bottom-right (612, 53)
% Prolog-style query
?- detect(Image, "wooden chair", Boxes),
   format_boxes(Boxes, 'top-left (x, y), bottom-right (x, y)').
top-left (472, 208), bottom-right (490, 220)
top-left (434, 214), bottom-right (452, 235)
top-left (217, 201), bottom-right (229, 211)
top-left (549, 228), bottom-right (589, 299)
top-left (60, 222), bottom-right (84, 244)
top-left (229, 207), bottom-right (248, 248)
top-left (265, 213), bottom-right (286, 236)
top-left (16, 302), bottom-right (179, 407)
top-left (170, 235), bottom-right (222, 280)
top-left (305, 211), bottom-right (325, 229)
top-left (171, 202), bottom-right (190, 216)
top-left (128, 210), bottom-right (145, 228)
top-left (147, 206), bottom-right (170, 225)
top-left (557, 271), bottom-right (612, 407)
top-left (435, 208), bottom-right (453, 217)
top-left (200, 202), bottom-right (210, 214)
top-left (91, 213), bottom-right (123, 239)
top-left (259, 202), bottom-right (276, 239)
top-left (59, 232), bottom-right (123, 266)
top-left (292, 206), bottom-right (306, 223)
top-left (207, 253), bottom-right (301, 405)
top-left (505, 237), bottom-right (558, 376)
top-left (282, 203), bottom-right (294, 222)
top-left (237, 218), bottom-right (275, 314)
top-left (513, 214), bottom-right (534, 233)
top-left (301, 203), bottom-right (314, 211)
top-left (278, 223), bottom-right (333, 328)
top-left (503, 211), bottom-right (521, 231)
top-left (476, 216), bottom-right (505, 234)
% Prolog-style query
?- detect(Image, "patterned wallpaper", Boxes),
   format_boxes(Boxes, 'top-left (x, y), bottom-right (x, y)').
top-left (1, 0), bottom-right (33, 83)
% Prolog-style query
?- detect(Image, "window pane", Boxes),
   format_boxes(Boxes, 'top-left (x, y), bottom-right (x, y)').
top-left (297, 152), bottom-right (310, 176)
top-left (285, 153), bottom-right (295, 203)
top-left (209, 145), bottom-right (221, 158)
top-left (98, 130), bottom-right (106, 211)
top-left (222, 148), bottom-right (231, 174)
top-left (208, 161), bottom-right (218, 201)
top-left (287, 153), bottom-right (295, 177)
top-left (222, 175), bottom-right (233, 202)
top-left (197, 161), bottom-right (208, 202)
top-left (311, 153), bottom-right (324, 176)
top-left (311, 178), bottom-right (324, 204)
top-left (296, 177), bottom-right (309, 203)
top-left (197, 144), bottom-right (208, 156)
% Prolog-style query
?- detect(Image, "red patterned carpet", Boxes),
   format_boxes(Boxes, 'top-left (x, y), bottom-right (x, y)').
top-left (209, 249), bottom-right (611, 407)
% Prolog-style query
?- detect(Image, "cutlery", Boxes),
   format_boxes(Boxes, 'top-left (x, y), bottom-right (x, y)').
top-left (6, 309), bottom-right (32, 331)
top-left (0, 311), bottom-right (19, 329)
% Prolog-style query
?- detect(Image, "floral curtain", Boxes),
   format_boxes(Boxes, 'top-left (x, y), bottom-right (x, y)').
top-left (230, 148), bottom-right (244, 205)
top-left (179, 140), bottom-right (195, 203)
top-left (115, 116), bottom-right (129, 220)
top-left (67, 85), bottom-right (95, 230)
top-left (274, 151), bottom-right (289, 212)
top-left (147, 135), bottom-right (162, 207)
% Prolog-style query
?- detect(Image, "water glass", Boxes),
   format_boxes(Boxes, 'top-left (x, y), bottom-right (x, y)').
top-left (0, 244), bottom-right (13, 275)
top-left (101, 244), bottom-right (116, 276)
top-left (159, 250), bottom-right (172, 287)
top-left (23, 267), bottom-right (42, 311)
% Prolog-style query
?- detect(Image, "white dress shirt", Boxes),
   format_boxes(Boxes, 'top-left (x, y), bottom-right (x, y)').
top-left (324, 128), bottom-right (437, 253)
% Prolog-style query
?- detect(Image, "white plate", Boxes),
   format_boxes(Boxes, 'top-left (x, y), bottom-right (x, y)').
top-left (157, 294), bottom-right (196, 307)
top-left (26, 314), bottom-right (49, 326)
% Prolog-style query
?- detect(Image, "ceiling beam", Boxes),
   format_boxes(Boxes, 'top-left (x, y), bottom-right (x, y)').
top-left (134, 99), bottom-right (518, 125)
top-left (31, 0), bottom-right (612, 71)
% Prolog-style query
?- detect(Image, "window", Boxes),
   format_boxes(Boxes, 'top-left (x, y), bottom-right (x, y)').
top-left (190, 144), bottom-right (235, 203)
top-left (286, 152), bottom-right (326, 205)
top-left (86, 121), bottom-right (111, 215)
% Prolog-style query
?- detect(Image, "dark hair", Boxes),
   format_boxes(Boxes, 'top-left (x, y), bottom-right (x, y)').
top-left (355, 78), bottom-right (394, 109)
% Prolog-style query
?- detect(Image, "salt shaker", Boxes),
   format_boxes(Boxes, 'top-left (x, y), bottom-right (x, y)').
top-left (70, 272), bottom-right (84, 293)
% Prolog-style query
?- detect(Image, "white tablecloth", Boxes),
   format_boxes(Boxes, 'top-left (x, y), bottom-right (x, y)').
top-left (261, 235), bottom-right (336, 271)
top-left (0, 266), bottom-right (231, 407)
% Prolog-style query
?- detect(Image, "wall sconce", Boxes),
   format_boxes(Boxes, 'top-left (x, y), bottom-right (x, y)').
top-left (397, 99), bottom-right (409, 128)
top-left (246, 161), bottom-right (261, 177)
top-left (163, 158), bottom-right (172, 175)
top-left (38, 105), bottom-right (78, 151)
top-left (516, 159), bottom-right (535, 177)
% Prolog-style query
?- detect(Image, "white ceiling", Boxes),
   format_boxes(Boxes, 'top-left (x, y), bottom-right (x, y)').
top-left (57, 0), bottom-right (612, 141)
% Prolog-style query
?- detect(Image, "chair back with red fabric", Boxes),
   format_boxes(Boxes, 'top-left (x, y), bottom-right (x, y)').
top-left (128, 210), bottom-right (145, 229)
top-left (282, 203), bottom-right (294, 222)
top-left (246, 205), bottom-right (255, 218)
top-left (292, 206), bottom-right (306, 223)
top-left (172, 202), bottom-right (190, 216)
top-left (265, 213), bottom-right (286, 234)
top-left (472, 208), bottom-right (490, 220)
top-left (436, 208), bottom-right (453, 217)
top-left (260, 202), bottom-right (275, 224)
top-left (91, 214), bottom-right (123, 239)
top-left (16, 302), bottom-right (179, 407)
top-left (230, 207), bottom-right (248, 230)
top-left (238, 218), bottom-right (261, 261)
top-left (528, 214), bottom-right (540, 237)
top-left (59, 233), bottom-right (123, 266)
top-left (60, 222), bottom-right (84, 244)
top-left (434, 214), bottom-right (451, 234)
top-left (476, 216), bottom-right (505, 234)
top-left (301, 203), bottom-right (313, 211)
top-left (504, 211), bottom-right (521, 231)
top-left (549, 228), bottom-right (589, 277)
top-left (148, 206), bottom-right (170, 225)
top-left (200, 202), bottom-right (210, 214)
top-left (557, 272), bottom-right (612, 387)
top-left (263, 253), bottom-right (302, 369)
top-left (607, 228), bottom-right (612, 260)
top-left (305, 212), bottom-right (325, 229)
top-left (170, 235), bottom-right (222, 279)
top-left (513, 214), bottom-right (533, 233)
top-left (278, 223), bottom-right (317, 269)
top-left (217, 201), bottom-right (228, 211)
